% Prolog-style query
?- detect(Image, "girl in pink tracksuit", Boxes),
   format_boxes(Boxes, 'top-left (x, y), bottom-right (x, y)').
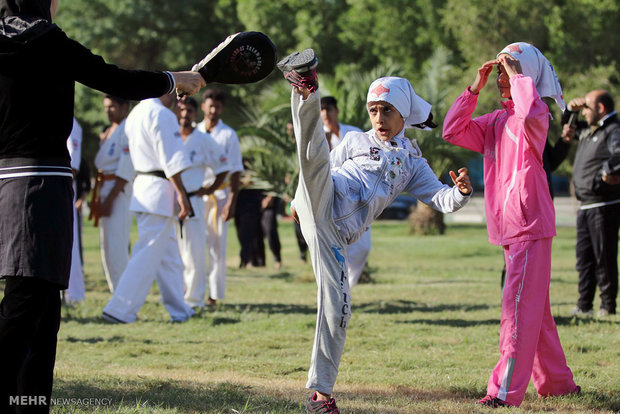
top-left (442, 42), bottom-right (579, 407)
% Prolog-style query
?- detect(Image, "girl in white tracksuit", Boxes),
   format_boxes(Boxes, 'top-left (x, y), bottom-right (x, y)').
top-left (290, 76), bottom-right (472, 401)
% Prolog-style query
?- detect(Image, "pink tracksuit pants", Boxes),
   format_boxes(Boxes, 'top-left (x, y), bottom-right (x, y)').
top-left (490, 238), bottom-right (577, 406)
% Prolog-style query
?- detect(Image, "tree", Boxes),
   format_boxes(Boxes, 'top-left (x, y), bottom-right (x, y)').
top-left (237, 85), bottom-right (299, 200)
top-left (406, 47), bottom-right (477, 235)
top-left (54, 0), bottom-right (242, 170)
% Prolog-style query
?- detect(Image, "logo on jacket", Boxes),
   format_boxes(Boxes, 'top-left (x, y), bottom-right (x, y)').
top-left (123, 145), bottom-right (130, 154)
top-left (189, 150), bottom-right (197, 163)
top-left (369, 147), bottom-right (381, 161)
top-left (108, 142), bottom-right (115, 156)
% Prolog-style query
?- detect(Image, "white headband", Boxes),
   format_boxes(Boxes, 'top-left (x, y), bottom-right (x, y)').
top-left (367, 77), bottom-right (432, 130)
top-left (497, 42), bottom-right (565, 111)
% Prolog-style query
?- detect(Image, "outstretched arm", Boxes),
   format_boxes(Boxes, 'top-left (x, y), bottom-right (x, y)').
top-left (405, 159), bottom-right (471, 213)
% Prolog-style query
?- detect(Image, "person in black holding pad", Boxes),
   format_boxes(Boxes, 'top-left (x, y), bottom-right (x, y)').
top-left (0, 0), bottom-right (204, 411)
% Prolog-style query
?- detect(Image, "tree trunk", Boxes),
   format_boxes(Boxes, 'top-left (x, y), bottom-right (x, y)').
top-left (408, 202), bottom-right (446, 235)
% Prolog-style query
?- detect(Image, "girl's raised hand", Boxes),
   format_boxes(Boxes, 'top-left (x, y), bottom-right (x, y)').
top-left (450, 167), bottom-right (472, 195)
top-left (497, 54), bottom-right (523, 78)
top-left (470, 60), bottom-right (498, 94)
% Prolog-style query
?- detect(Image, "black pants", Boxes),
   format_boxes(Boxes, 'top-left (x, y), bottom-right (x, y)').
top-left (261, 198), bottom-right (282, 263)
top-left (576, 203), bottom-right (620, 313)
top-left (0, 277), bottom-right (61, 413)
top-left (235, 189), bottom-right (264, 267)
top-left (294, 220), bottom-right (308, 261)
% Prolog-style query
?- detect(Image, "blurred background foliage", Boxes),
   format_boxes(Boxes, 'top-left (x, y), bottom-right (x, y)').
top-left (56, 0), bottom-right (620, 188)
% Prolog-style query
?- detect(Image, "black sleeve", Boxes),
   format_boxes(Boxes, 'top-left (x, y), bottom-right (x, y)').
top-left (560, 109), bottom-right (575, 125)
top-left (606, 127), bottom-right (620, 156)
top-left (602, 128), bottom-right (620, 176)
top-left (52, 29), bottom-right (173, 100)
top-left (547, 138), bottom-right (571, 172)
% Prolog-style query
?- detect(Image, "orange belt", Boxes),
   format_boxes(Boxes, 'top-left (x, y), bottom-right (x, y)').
top-left (88, 170), bottom-right (116, 227)
top-left (208, 181), bottom-right (230, 233)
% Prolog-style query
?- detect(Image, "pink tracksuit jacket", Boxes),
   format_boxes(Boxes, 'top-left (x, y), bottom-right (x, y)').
top-left (443, 74), bottom-right (556, 246)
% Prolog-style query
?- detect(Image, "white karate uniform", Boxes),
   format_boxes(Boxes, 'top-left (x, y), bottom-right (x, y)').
top-left (197, 119), bottom-right (244, 300)
top-left (328, 124), bottom-right (372, 288)
top-left (292, 91), bottom-right (470, 394)
top-left (94, 119), bottom-right (135, 292)
top-left (326, 122), bottom-right (362, 150)
top-left (64, 118), bottom-right (85, 303)
top-left (174, 129), bottom-right (228, 308)
top-left (103, 98), bottom-right (193, 323)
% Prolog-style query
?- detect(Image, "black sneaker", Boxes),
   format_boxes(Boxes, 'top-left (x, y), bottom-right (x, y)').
top-left (305, 392), bottom-right (340, 413)
top-left (277, 49), bottom-right (319, 92)
top-left (101, 312), bottom-right (127, 324)
top-left (477, 395), bottom-right (511, 408)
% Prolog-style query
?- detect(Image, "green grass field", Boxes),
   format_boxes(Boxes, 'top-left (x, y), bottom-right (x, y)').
top-left (3, 218), bottom-right (619, 413)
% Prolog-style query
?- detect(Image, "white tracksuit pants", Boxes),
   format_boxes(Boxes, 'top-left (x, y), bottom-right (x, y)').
top-left (65, 185), bottom-right (84, 303)
top-left (347, 227), bottom-right (371, 288)
top-left (99, 188), bottom-right (132, 293)
top-left (205, 192), bottom-right (229, 300)
top-left (175, 197), bottom-right (207, 307)
top-left (292, 90), bottom-right (351, 395)
top-left (103, 212), bottom-right (193, 323)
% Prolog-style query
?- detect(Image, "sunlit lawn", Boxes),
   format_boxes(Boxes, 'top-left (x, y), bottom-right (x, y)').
top-left (2, 216), bottom-right (618, 413)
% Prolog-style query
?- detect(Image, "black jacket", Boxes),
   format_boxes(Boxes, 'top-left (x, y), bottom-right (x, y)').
top-left (0, 0), bottom-right (174, 163)
top-left (543, 138), bottom-right (570, 199)
top-left (566, 110), bottom-right (620, 204)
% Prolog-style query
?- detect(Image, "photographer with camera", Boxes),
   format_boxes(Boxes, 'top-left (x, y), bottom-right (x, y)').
top-left (564, 90), bottom-right (620, 318)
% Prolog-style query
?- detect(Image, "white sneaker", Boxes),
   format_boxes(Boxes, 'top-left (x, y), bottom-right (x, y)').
top-left (570, 306), bottom-right (593, 317)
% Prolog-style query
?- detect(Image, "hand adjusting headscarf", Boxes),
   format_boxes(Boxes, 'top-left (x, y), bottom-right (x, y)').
top-left (367, 77), bottom-right (433, 130)
top-left (497, 42), bottom-right (565, 111)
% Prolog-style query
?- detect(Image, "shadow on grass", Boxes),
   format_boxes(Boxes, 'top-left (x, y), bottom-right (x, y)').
top-left (64, 335), bottom-right (125, 344)
top-left (51, 378), bottom-right (423, 413)
top-left (219, 302), bottom-right (317, 315)
top-left (355, 300), bottom-right (492, 314)
top-left (52, 378), bottom-right (303, 413)
top-left (217, 300), bottom-right (492, 317)
top-left (554, 315), bottom-right (620, 327)
top-left (395, 318), bottom-right (499, 327)
top-left (51, 376), bottom-right (619, 413)
top-left (61, 314), bottom-right (110, 324)
top-left (268, 271), bottom-right (294, 280)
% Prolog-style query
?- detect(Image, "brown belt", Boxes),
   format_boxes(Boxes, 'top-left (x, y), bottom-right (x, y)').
top-left (88, 170), bottom-right (117, 227)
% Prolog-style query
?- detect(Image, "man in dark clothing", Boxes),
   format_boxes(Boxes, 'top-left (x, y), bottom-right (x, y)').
top-left (261, 194), bottom-right (282, 269)
top-left (564, 90), bottom-right (620, 318)
top-left (0, 0), bottom-right (204, 411)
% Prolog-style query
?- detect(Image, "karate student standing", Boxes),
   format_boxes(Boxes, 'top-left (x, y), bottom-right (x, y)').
top-left (102, 92), bottom-right (194, 324)
top-left (442, 42), bottom-right (579, 408)
top-left (90, 95), bottom-right (134, 292)
top-left (174, 97), bottom-right (229, 308)
top-left (197, 88), bottom-right (244, 305)
top-left (64, 117), bottom-right (85, 303)
top-left (278, 49), bottom-right (472, 413)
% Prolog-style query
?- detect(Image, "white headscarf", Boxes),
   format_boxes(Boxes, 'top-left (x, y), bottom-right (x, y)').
top-left (497, 42), bottom-right (565, 111)
top-left (366, 77), bottom-right (432, 130)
